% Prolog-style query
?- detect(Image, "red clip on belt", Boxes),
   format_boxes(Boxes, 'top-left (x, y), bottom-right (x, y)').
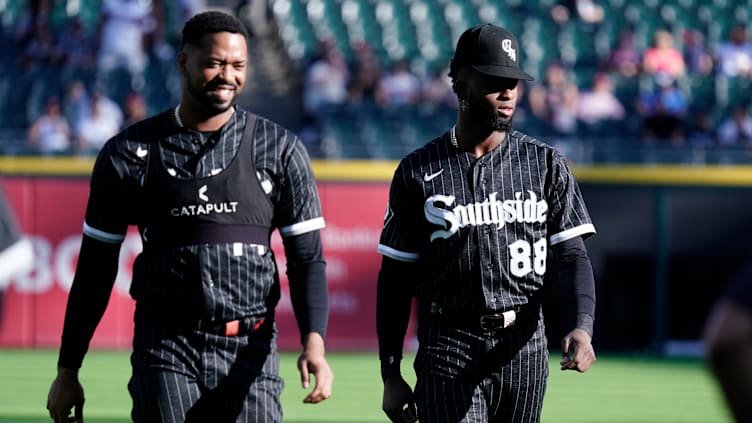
top-left (198, 317), bottom-right (266, 337)
top-left (224, 320), bottom-right (240, 336)
top-left (224, 318), bottom-right (266, 336)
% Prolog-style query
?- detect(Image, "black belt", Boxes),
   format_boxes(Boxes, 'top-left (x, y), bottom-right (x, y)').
top-left (428, 302), bottom-right (539, 331)
top-left (183, 316), bottom-right (270, 336)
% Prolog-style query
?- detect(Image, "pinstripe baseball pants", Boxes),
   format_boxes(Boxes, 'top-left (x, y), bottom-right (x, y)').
top-left (414, 314), bottom-right (549, 423)
top-left (128, 318), bottom-right (283, 423)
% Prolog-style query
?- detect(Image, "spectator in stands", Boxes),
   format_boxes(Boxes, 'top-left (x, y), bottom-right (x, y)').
top-left (303, 39), bottom-right (349, 118)
top-left (605, 29), bottom-right (641, 78)
top-left (550, 0), bottom-right (604, 26)
top-left (146, 0), bottom-right (178, 68)
top-left (96, 0), bottom-right (154, 88)
top-left (375, 60), bottom-right (422, 114)
top-left (54, 17), bottom-right (96, 80)
top-left (74, 91), bottom-right (123, 154)
top-left (576, 72), bottom-right (625, 135)
top-left (642, 29), bottom-right (686, 79)
top-left (717, 104), bottom-right (752, 146)
top-left (346, 40), bottom-right (382, 116)
top-left (12, 0), bottom-right (53, 46)
top-left (682, 29), bottom-right (714, 76)
top-left (179, 0), bottom-right (207, 25)
top-left (20, 23), bottom-right (55, 70)
top-left (528, 61), bottom-right (579, 135)
top-left (122, 93), bottom-right (148, 129)
top-left (637, 72), bottom-right (688, 144)
top-left (62, 80), bottom-right (91, 134)
top-left (686, 109), bottom-right (716, 150)
top-left (716, 25), bottom-right (752, 78)
top-left (27, 96), bottom-right (72, 155)
top-left (418, 65), bottom-right (456, 123)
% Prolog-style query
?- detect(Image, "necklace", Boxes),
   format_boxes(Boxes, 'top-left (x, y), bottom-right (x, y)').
top-left (450, 125), bottom-right (458, 148)
top-left (174, 105), bottom-right (184, 127)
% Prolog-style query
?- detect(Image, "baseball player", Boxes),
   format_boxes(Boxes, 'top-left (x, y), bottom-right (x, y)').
top-left (46, 11), bottom-right (332, 423)
top-left (703, 259), bottom-right (752, 422)
top-left (376, 23), bottom-right (597, 423)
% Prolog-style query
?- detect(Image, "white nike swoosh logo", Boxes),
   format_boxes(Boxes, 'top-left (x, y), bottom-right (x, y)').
top-left (136, 146), bottom-right (148, 157)
top-left (423, 169), bottom-right (444, 182)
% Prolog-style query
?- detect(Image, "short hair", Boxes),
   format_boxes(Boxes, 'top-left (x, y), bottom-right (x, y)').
top-left (181, 10), bottom-right (249, 49)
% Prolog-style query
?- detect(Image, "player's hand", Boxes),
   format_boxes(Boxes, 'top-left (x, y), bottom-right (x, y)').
top-left (382, 375), bottom-right (417, 423)
top-left (560, 328), bottom-right (596, 372)
top-left (47, 366), bottom-right (85, 423)
top-left (298, 332), bottom-right (333, 404)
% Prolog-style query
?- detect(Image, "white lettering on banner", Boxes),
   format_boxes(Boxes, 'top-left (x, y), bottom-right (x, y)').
top-left (319, 224), bottom-right (381, 250)
top-left (55, 236), bottom-right (80, 292)
top-left (276, 256), bottom-right (348, 284)
top-left (271, 225), bottom-right (381, 252)
top-left (324, 257), bottom-right (348, 282)
top-left (277, 289), bottom-right (359, 314)
top-left (12, 236), bottom-right (53, 294)
top-left (5, 233), bottom-right (142, 296)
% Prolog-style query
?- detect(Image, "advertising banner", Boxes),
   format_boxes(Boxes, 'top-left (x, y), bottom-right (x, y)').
top-left (0, 178), bottom-right (390, 351)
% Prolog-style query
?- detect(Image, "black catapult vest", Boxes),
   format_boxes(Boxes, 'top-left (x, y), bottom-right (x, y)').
top-left (139, 114), bottom-right (273, 249)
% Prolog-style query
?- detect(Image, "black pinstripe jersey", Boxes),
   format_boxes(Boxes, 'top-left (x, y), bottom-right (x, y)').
top-left (83, 107), bottom-right (324, 321)
top-left (377, 129), bottom-right (595, 313)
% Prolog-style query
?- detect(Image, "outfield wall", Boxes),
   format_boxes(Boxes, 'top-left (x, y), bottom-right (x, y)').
top-left (1, 158), bottom-right (752, 352)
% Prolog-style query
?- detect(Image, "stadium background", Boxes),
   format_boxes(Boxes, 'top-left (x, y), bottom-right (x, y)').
top-left (0, 0), bottom-right (751, 421)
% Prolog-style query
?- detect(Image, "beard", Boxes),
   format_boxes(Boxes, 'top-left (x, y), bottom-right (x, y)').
top-left (185, 76), bottom-right (237, 116)
top-left (467, 96), bottom-right (513, 133)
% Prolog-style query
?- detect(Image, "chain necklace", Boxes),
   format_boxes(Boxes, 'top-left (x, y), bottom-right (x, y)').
top-left (450, 125), bottom-right (459, 148)
top-left (174, 105), bottom-right (184, 127)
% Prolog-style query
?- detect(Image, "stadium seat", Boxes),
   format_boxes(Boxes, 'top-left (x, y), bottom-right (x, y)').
top-left (559, 22), bottom-right (598, 68)
top-left (715, 76), bottom-right (752, 112)
top-left (684, 74), bottom-right (717, 111)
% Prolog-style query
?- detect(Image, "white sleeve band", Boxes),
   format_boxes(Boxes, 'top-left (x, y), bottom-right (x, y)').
top-left (549, 224), bottom-right (596, 246)
top-left (83, 222), bottom-right (126, 244)
top-left (279, 217), bottom-right (326, 237)
top-left (376, 244), bottom-right (420, 262)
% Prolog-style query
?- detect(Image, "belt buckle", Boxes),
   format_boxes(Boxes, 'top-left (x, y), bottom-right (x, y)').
top-left (479, 310), bottom-right (517, 331)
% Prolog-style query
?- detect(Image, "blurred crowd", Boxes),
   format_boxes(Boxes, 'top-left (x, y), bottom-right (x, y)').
top-left (5, 0), bottom-right (205, 155)
top-left (4, 0), bottom-right (752, 162)
top-left (297, 1), bottom-right (752, 162)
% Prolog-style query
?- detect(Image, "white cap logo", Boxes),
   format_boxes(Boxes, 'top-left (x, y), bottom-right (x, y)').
top-left (501, 39), bottom-right (516, 62)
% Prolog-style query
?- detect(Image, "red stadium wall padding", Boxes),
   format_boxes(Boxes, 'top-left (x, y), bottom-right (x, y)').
top-left (0, 177), bottom-right (399, 351)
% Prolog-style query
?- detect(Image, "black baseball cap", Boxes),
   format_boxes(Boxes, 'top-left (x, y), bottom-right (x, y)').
top-left (452, 23), bottom-right (534, 81)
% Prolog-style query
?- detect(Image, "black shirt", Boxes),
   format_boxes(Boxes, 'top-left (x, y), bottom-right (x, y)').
top-left (84, 107), bottom-right (325, 322)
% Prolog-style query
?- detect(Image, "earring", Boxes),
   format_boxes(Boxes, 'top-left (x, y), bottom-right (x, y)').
top-left (459, 99), bottom-right (469, 112)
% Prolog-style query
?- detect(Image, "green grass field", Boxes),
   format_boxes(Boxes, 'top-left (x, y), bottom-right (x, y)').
top-left (0, 349), bottom-right (732, 423)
